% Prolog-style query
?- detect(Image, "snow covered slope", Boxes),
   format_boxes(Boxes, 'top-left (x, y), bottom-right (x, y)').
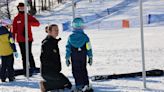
top-left (0, 0), bottom-right (164, 92)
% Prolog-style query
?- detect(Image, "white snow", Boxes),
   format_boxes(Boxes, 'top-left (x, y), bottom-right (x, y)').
top-left (0, 0), bottom-right (164, 92)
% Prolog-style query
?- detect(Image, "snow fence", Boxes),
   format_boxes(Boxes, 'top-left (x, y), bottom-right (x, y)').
top-left (62, 0), bottom-right (139, 31)
top-left (148, 14), bottom-right (164, 24)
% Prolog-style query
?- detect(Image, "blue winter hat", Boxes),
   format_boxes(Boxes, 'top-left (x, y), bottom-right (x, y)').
top-left (72, 17), bottom-right (84, 29)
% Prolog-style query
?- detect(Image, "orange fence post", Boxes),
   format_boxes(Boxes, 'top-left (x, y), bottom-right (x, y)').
top-left (122, 20), bottom-right (130, 28)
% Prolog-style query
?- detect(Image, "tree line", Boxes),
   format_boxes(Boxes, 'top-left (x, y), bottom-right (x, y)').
top-left (0, 0), bottom-right (66, 19)
top-left (30, 0), bottom-right (65, 15)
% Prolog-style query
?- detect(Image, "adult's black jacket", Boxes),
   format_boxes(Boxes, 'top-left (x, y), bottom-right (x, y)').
top-left (40, 35), bottom-right (61, 79)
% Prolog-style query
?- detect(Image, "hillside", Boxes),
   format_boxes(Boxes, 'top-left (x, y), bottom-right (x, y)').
top-left (0, 0), bottom-right (164, 92)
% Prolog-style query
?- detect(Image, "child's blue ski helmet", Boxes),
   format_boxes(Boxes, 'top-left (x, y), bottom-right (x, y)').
top-left (72, 17), bottom-right (84, 29)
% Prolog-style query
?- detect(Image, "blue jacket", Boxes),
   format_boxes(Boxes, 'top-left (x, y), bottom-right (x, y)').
top-left (0, 26), bottom-right (17, 56)
top-left (65, 29), bottom-right (93, 59)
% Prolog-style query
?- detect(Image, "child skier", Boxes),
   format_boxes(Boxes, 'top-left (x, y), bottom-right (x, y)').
top-left (0, 19), bottom-right (18, 82)
top-left (65, 17), bottom-right (93, 92)
top-left (40, 24), bottom-right (72, 92)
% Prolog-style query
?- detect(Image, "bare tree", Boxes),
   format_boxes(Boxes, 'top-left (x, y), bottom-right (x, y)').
top-left (41, 0), bottom-right (47, 10)
top-left (0, 0), bottom-right (12, 19)
top-left (0, 3), bottom-right (5, 18)
top-left (33, 0), bottom-right (37, 14)
top-left (6, 0), bottom-right (11, 19)
top-left (57, 0), bottom-right (62, 4)
top-left (44, 0), bottom-right (47, 10)
top-left (28, 0), bottom-right (37, 15)
top-left (41, 0), bottom-right (44, 10)
top-left (48, 0), bottom-right (51, 9)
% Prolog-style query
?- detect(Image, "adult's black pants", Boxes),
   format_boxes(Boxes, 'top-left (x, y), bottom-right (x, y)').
top-left (18, 42), bottom-right (36, 74)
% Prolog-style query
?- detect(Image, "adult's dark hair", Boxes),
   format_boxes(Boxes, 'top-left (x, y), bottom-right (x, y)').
top-left (49, 24), bottom-right (58, 32)
top-left (17, 2), bottom-right (25, 13)
top-left (45, 26), bottom-right (49, 33)
top-left (17, 2), bottom-right (24, 7)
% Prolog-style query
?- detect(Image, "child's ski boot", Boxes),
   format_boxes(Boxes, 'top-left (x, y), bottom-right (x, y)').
top-left (82, 85), bottom-right (94, 92)
top-left (72, 85), bottom-right (94, 92)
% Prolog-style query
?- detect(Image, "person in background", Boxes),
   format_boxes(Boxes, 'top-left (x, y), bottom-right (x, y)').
top-left (65, 17), bottom-right (93, 92)
top-left (0, 19), bottom-right (18, 82)
top-left (12, 2), bottom-right (40, 76)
